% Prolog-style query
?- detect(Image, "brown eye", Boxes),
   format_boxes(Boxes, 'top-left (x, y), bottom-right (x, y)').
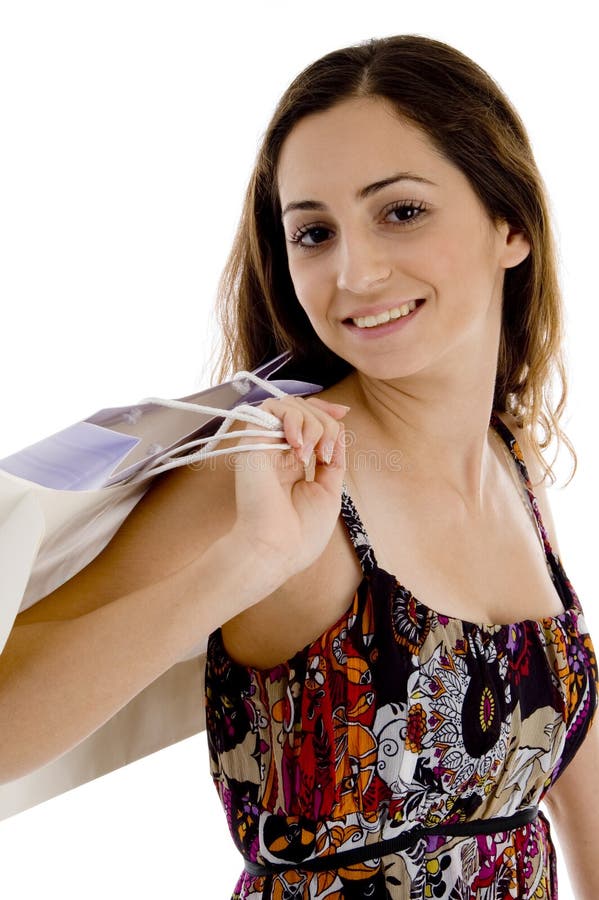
top-left (287, 200), bottom-right (428, 252)
top-left (385, 200), bottom-right (428, 226)
top-left (288, 224), bottom-right (331, 250)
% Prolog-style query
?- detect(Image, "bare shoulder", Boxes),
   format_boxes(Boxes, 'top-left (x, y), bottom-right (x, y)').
top-left (14, 448), bottom-right (238, 625)
top-left (495, 409), bottom-right (562, 558)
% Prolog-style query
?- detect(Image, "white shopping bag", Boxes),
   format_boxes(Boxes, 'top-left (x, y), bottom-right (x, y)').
top-left (0, 351), bottom-right (321, 820)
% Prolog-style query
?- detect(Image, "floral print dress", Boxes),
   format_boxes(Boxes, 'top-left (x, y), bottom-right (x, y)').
top-left (204, 411), bottom-right (598, 899)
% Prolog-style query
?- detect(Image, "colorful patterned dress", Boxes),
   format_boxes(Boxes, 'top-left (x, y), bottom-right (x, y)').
top-left (204, 411), bottom-right (598, 898)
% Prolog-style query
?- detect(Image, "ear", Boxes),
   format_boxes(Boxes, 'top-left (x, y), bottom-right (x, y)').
top-left (498, 222), bottom-right (531, 269)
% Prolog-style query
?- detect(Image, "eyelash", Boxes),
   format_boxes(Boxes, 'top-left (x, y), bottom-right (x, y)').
top-left (287, 200), bottom-right (429, 251)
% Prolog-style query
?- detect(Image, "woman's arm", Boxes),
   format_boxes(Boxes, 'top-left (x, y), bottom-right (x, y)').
top-left (12, 444), bottom-right (241, 626)
top-left (0, 442), bottom-right (269, 782)
top-left (0, 394), bottom-right (348, 784)
top-left (542, 723), bottom-right (599, 899)
top-left (0, 524), bottom-right (286, 785)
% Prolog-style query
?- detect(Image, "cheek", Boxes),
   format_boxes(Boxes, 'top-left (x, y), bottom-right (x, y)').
top-left (426, 229), bottom-right (470, 278)
top-left (288, 264), bottom-right (329, 317)
top-left (430, 227), bottom-right (496, 300)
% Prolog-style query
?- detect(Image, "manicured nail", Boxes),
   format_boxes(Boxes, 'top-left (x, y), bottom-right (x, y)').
top-left (301, 443), bottom-right (314, 466)
top-left (322, 441), bottom-right (334, 464)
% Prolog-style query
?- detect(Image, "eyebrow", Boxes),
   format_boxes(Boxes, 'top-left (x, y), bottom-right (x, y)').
top-left (280, 171), bottom-right (438, 219)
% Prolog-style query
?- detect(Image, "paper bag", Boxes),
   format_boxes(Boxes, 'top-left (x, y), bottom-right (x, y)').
top-left (0, 351), bottom-right (321, 820)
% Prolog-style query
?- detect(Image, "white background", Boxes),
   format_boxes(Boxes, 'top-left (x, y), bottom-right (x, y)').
top-left (0, 1), bottom-right (596, 897)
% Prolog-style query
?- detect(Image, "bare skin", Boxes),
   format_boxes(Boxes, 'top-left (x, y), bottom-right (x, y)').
top-left (277, 96), bottom-right (530, 508)
top-left (221, 402), bottom-right (565, 670)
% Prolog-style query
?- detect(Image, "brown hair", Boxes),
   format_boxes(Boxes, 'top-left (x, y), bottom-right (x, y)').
top-left (209, 34), bottom-right (575, 486)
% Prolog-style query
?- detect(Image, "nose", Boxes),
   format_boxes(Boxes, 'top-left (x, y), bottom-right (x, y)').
top-left (335, 227), bottom-right (392, 294)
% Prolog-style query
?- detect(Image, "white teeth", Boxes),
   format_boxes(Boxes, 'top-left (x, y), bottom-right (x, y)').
top-left (352, 299), bottom-right (418, 328)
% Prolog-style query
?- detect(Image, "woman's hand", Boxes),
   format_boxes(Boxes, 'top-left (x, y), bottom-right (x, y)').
top-left (229, 395), bottom-right (350, 578)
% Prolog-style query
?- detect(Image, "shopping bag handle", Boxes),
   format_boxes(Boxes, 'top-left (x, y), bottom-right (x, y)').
top-left (126, 368), bottom-right (305, 484)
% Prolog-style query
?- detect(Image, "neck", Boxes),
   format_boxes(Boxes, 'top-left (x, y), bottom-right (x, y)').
top-left (333, 337), bottom-right (501, 518)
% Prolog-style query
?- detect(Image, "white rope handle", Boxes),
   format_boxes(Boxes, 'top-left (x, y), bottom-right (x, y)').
top-left (126, 369), bottom-right (302, 485)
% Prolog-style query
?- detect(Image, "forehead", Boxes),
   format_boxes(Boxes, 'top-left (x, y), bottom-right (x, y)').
top-left (276, 97), bottom-right (450, 202)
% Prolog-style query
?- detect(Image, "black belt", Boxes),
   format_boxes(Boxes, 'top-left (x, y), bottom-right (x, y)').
top-left (244, 806), bottom-right (539, 876)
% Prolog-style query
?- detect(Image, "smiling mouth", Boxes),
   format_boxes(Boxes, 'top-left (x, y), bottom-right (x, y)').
top-left (343, 298), bottom-right (425, 327)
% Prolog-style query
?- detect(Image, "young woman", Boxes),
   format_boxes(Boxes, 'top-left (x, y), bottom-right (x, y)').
top-left (2, 34), bottom-right (597, 899)
top-left (201, 35), bottom-right (599, 899)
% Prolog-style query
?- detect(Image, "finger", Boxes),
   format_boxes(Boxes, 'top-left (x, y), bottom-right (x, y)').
top-left (258, 397), bottom-right (345, 466)
top-left (257, 400), bottom-right (306, 451)
top-left (292, 397), bottom-right (351, 460)
top-left (258, 398), bottom-right (326, 458)
top-left (293, 403), bottom-right (345, 464)
top-left (303, 396), bottom-right (352, 418)
top-left (304, 416), bottom-right (343, 466)
top-left (310, 423), bottom-right (347, 491)
top-left (262, 394), bottom-right (351, 420)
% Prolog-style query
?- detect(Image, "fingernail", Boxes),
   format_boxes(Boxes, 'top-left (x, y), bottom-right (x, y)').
top-left (334, 404), bottom-right (351, 411)
top-left (323, 441), bottom-right (334, 464)
top-left (301, 443), bottom-right (314, 466)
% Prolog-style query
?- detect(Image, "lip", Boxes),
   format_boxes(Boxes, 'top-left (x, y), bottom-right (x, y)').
top-left (342, 298), bottom-right (425, 322)
top-left (342, 298), bottom-right (425, 338)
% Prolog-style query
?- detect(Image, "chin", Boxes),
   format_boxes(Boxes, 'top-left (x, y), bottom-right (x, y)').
top-left (349, 353), bottom-right (429, 383)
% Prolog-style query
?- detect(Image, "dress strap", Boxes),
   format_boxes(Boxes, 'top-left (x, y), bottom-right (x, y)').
top-left (489, 411), bottom-right (556, 564)
top-left (340, 413), bottom-right (557, 579)
top-left (340, 481), bottom-right (378, 576)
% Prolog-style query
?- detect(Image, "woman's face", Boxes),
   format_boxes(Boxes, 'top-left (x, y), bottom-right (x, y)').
top-left (276, 97), bottom-right (530, 383)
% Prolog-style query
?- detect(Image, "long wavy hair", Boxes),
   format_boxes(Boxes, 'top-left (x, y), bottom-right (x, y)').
top-left (208, 34), bottom-right (575, 486)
